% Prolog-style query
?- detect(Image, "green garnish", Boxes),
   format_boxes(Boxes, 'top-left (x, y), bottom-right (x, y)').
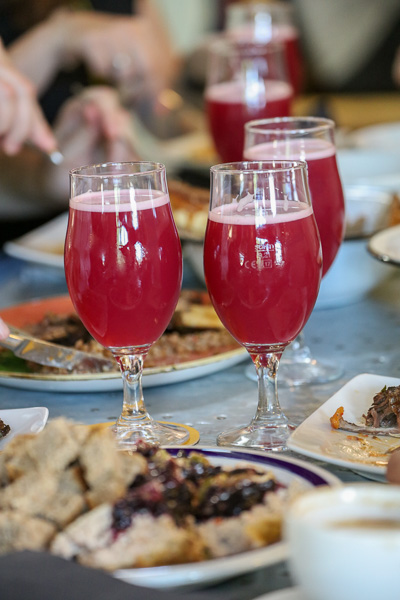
top-left (0, 350), bottom-right (32, 373)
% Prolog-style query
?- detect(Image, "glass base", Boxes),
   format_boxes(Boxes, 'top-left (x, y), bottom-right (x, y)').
top-left (245, 357), bottom-right (343, 387)
top-left (217, 420), bottom-right (294, 452)
top-left (112, 420), bottom-right (189, 447)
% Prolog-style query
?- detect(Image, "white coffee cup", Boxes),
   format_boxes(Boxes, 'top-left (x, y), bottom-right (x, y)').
top-left (285, 483), bottom-right (400, 600)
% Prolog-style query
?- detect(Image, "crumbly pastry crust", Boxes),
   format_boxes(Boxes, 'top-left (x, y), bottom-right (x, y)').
top-left (0, 419), bottom-right (292, 570)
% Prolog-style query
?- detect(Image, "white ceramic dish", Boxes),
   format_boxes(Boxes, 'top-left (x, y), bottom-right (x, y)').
top-left (253, 588), bottom-right (302, 600)
top-left (113, 446), bottom-right (340, 589)
top-left (4, 212), bottom-right (67, 269)
top-left (316, 184), bottom-right (397, 308)
top-left (368, 224), bottom-right (400, 267)
top-left (288, 373), bottom-right (400, 481)
top-left (336, 148), bottom-right (400, 192)
top-left (0, 407), bottom-right (48, 450)
top-left (350, 121), bottom-right (400, 154)
top-left (0, 295), bottom-right (247, 393)
top-left (285, 484), bottom-right (400, 600)
top-left (0, 348), bottom-right (247, 393)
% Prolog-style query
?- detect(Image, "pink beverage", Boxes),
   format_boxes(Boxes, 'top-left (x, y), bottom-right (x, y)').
top-left (206, 80), bottom-right (293, 163)
top-left (272, 25), bottom-right (304, 95)
top-left (203, 201), bottom-right (321, 347)
top-left (228, 24), bottom-right (304, 95)
top-left (65, 190), bottom-right (182, 348)
top-left (245, 139), bottom-right (345, 276)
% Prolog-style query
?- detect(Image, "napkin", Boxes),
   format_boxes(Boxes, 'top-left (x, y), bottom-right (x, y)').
top-left (0, 551), bottom-right (223, 600)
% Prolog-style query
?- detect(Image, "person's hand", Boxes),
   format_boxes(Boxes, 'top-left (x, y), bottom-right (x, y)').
top-left (386, 447), bottom-right (400, 483)
top-left (59, 2), bottom-right (179, 103)
top-left (45, 86), bottom-right (139, 200)
top-left (0, 40), bottom-right (57, 156)
top-left (55, 86), bottom-right (139, 162)
top-left (0, 319), bottom-right (9, 340)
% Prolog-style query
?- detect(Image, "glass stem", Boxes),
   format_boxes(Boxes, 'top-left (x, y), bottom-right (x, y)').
top-left (284, 331), bottom-right (312, 362)
top-left (112, 348), bottom-right (152, 427)
top-left (253, 352), bottom-right (288, 425)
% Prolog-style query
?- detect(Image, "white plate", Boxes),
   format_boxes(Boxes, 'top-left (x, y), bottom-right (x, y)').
top-left (253, 588), bottom-right (302, 600)
top-left (336, 148), bottom-right (400, 192)
top-left (4, 212), bottom-right (67, 269)
top-left (0, 407), bottom-right (49, 450)
top-left (114, 447), bottom-right (340, 589)
top-left (288, 373), bottom-right (400, 481)
top-left (0, 348), bottom-right (247, 393)
top-left (350, 121), bottom-right (400, 153)
top-left (0, 295), bottom-right (247, 393)
top-left (368, 224), bottom-right (400, 266)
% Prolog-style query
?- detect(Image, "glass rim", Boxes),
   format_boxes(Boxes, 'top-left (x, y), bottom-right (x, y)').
top-left (209, 36), bottom-right (285, 57)
top-left (69, 161), bottom-right (165, 179)
top-left (244, 116), bottom-right (335, 135)
top-left (210, 160), bottom-right (308, 175)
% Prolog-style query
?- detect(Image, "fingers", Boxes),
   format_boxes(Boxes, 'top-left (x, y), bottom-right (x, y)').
top-left (81, 87), bottom-right (139, 160)
top-left (0, 44), bottom-right (57, 155)
top-left (0, 319), bottom-right (9, 340)
top-left (26, 105), bottom-right (58, 154)
top-left (77, 15), bottom-right (175, 101)
top-left (53, 86), bottom-right (139, 165)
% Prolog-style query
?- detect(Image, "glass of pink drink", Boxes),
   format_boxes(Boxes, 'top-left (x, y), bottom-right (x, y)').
top-left (203, 161), bottom-right (322, 450)
top-left (244, 117), bottom-right (346, 386)
top-left (65, 162), bottom-right (188, 446)
top-left (225, 1), bottom-right (305, 95)
top-left (205, 38), bottom-right (293, 163)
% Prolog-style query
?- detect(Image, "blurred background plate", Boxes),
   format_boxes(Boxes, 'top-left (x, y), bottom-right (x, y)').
top-left (3, 212), bottom-right (67, 270)
top-left (0, 407), bottom-right (48, 450)
top-left (368, 224), bottom-right (400, 266)
top-left (349, 121), bottom-right (400, 153)
top-left (336, 148), bottom-right (400, 192)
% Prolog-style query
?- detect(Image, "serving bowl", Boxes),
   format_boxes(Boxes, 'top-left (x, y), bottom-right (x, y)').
top-left (315, 184), bottom-right (398, 309)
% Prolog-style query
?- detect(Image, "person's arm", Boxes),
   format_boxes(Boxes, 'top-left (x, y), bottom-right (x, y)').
top-left (0, 85), bottom-right (139, 206)
top-left (8, 3), bottom-right (179, 103)
top-left (0, 40), bottom-right (57, 155)
top-left (6, 12), bottom-right (68, 96)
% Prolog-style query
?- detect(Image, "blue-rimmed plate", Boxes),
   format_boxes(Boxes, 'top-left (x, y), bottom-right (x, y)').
top-left (114, 446), bottom-right (340, 589)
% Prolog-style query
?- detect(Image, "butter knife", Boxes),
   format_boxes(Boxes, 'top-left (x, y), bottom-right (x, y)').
top-left (0, 326), bottom-right (116, 372)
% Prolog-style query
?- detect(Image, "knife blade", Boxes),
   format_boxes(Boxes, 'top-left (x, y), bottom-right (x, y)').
top-left (0, 326), bottom-right (116, 373)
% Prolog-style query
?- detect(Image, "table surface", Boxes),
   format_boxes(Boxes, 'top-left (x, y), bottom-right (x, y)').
top-left (0, 249), bottom-right (399, 599)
